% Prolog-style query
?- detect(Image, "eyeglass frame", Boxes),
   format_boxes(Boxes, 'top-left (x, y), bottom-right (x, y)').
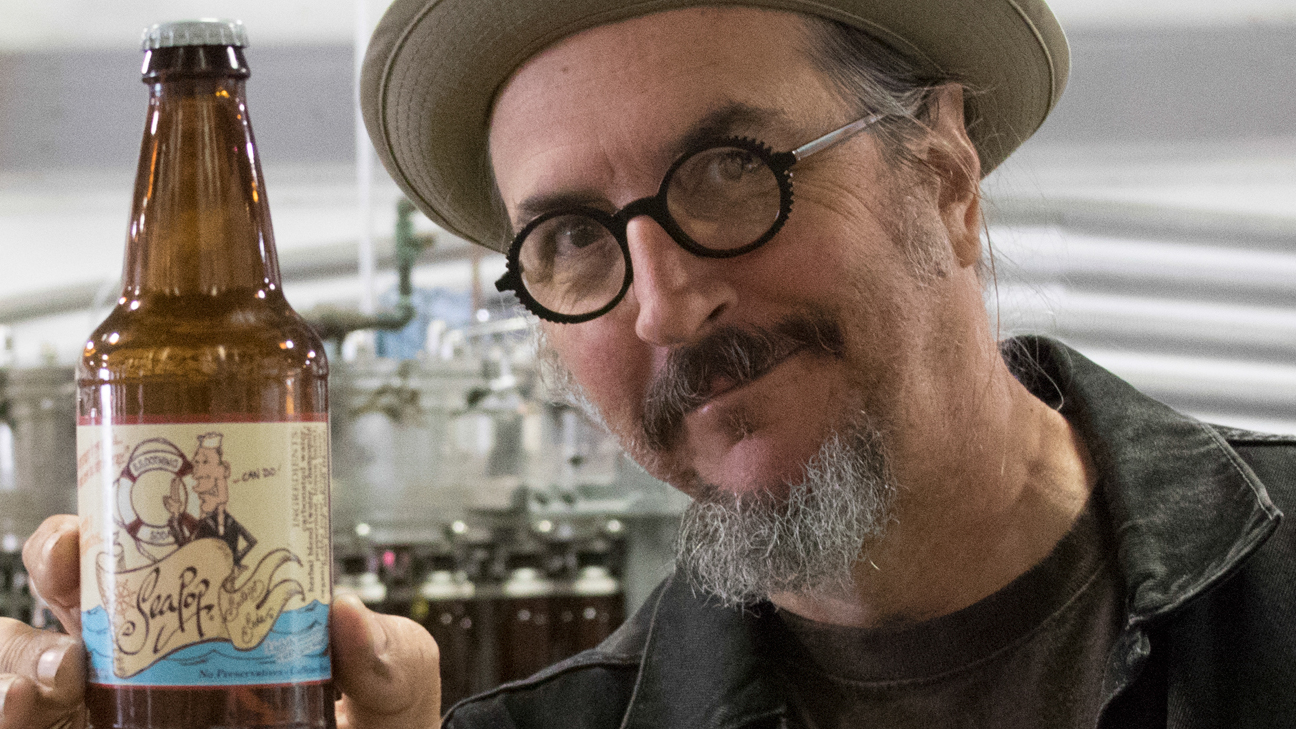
top-left (495, 111), bottom-right (887, 324)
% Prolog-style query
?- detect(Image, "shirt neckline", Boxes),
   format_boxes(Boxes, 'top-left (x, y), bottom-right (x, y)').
top-left (764, 495), bottom-right (1113, 685)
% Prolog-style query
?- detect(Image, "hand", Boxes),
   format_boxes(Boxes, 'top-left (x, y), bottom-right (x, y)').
top-left (0, 516), bottom-right (443, 729)
top-left (331, 595), bottom-right (443, 729)
top-left (164, 477), bottom-right (185, 517)
top-left (1, 515), bottom-right (84, 729)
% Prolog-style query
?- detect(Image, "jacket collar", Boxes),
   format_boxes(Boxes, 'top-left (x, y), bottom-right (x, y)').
top-left (1005, 336), bottom-right (1281, 622)
top-left (619, 336), bottom-right (1282, 727)
top-left (620, 575), bottom-right (785, 729)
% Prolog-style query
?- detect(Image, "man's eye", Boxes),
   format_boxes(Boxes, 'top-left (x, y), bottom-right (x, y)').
top-left (551, 218), bottom-right (606, 251)
top-left (706, 149), bottom-right (760, 183)
top-left (671, 146), bottom-right (768, 203)
top-left (520, 214), bottom-right (613, 282)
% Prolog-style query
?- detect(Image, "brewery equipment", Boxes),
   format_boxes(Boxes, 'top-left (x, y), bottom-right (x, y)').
top-left (0, 366), bottom-right (77, 548)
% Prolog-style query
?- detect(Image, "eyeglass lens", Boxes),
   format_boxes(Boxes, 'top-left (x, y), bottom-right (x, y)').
top-left (666, 146), bottom-right (783, 249)
top-left (517, 145), bottom-right (783, 318)
top-left (519, 213), bottom-right (627, 317)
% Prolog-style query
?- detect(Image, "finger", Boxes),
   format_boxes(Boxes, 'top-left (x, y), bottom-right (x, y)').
top-left (0, 674), bottom-right (86, 729)
top-left (0, 618), bottom-right (85, 725)
top-left (22, 516), bottom-right (81, 635)
top-left (331, 595), bottom-right (441, 729)
top-left (0, 674), bottom-right (36, 729)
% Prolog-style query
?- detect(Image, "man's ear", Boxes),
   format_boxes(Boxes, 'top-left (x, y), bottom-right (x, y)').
top-left (919, 83), bottom-right (982, 270)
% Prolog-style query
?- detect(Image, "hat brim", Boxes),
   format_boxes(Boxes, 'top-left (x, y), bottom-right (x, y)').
top-left (362, 0), bottom-right (1068, 253)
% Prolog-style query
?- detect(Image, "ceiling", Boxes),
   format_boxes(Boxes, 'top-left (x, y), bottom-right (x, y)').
top-left (2, 0), bottom-right (1295, 51)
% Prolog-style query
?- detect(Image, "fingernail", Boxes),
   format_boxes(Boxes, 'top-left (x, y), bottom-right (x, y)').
top-left (42, 525), bottom-right (70, 561)
top-left (0, 674), bottom-right (15, 719)
top-left (362, 606), bottom-right (388, 657)
top-left (38, 640), bottom-right (75, 688)
top-left (341, 593), bottom-right (388, 656)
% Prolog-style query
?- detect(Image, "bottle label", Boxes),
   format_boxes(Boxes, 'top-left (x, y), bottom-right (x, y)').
top-left (76, 418), bottom-right (331, 687)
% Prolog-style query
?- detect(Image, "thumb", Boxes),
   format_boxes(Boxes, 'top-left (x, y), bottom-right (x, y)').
top-left (0, 619), bottom-right (85, 729)
top-left (330, 595), bottom-right (440, 729)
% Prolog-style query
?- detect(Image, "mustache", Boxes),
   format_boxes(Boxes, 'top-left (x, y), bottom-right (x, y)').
top-left (641, 313), bottom-right (846, 451)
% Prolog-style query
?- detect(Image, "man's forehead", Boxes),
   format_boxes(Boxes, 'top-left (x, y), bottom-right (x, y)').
top-left (496, 7), bottom-right (813, 92)
top-left (488, 7), bottom-right (833, 210)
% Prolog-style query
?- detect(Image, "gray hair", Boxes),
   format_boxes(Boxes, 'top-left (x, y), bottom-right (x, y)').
top-left (676, 416), bottom-right (898, 606)
top-left (803, 16), bottom-right (993, 284)
top-left (801, 15), bottom-right (962, 177)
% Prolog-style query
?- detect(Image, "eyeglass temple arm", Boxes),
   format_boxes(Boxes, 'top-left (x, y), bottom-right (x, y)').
top-left (790, 112), bottom-right (887, 162)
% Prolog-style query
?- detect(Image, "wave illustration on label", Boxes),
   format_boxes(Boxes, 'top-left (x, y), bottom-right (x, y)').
top-left (95, 540), bottom-right (303, 678)
top-left (83, 601), bottom-right (331, 687)
top-left (78, 421), bottom-right (331, 687)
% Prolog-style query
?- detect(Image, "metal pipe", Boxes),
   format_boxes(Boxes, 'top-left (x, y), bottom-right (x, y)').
top-left (303, 198), bottom-right (436, 341)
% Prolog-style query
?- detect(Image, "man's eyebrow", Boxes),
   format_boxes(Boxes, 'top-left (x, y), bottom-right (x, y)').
top-left (671, 102), bottom-right (789, 159)
top-left (511, 102), bottom-right (788, 228)
top-left (514, 190), bottom-right (609, 228)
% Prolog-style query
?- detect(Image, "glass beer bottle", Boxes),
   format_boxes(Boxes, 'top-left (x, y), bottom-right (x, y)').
top-left (76, 20), bottom-right (335, 729)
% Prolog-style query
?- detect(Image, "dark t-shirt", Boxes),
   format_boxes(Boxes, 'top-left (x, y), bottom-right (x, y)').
top-left (765, 498), bottom-right (1123, 728)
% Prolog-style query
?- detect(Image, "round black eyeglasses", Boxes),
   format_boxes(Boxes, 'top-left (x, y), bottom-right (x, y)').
top-left (495, 112), bottom-right (886, 324)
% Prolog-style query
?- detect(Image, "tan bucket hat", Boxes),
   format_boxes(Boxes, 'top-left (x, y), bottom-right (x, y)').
top-left (361, 0), bottom-right (1069, 252)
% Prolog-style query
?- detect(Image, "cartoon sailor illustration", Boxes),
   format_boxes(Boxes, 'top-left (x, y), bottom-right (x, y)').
top-left (186, 432), bottom-right (257, 567)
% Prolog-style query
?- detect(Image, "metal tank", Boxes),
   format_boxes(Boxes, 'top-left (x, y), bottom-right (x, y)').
top-left (329, 318), bottom-right (554, 545)
top-left (0, 366), bottom-right (78, 547)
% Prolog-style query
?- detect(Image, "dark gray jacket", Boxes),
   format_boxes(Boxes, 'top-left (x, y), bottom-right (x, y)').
top-left (446, 338), bottom-right (1296, 728)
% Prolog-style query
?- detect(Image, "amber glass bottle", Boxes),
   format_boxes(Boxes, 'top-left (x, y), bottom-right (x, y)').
top-left (76, 20), bottom-right (334, 729)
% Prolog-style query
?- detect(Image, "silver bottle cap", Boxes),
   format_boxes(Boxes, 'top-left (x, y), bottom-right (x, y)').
top-left (141, 19), bottom-right (248, 51)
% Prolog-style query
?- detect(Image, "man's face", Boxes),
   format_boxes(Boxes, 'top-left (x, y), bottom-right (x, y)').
top-left (490, 8), bottom-right (977, 504)
top-left (192, 446), bottom-right (229, 514)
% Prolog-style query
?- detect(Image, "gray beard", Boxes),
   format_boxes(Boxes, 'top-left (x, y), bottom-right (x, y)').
top-left (674, 418), bottom-right (897, 606)
top-left (532, 326), bottom-right (897, 606)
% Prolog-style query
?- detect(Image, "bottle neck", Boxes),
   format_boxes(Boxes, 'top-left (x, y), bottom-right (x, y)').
top-left (124, 47), bottom-right (281, 298)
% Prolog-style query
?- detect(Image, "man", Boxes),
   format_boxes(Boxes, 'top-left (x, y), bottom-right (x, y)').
top-left (2, 1), bottom-right (1293, 728)
top-left (184, 433), bottom-right (257, 567)
top-left (165, 433), bottom-right (258, 568)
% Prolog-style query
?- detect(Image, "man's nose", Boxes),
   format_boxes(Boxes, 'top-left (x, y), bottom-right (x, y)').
top-left (625, 216), bottom-right (736, 346)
